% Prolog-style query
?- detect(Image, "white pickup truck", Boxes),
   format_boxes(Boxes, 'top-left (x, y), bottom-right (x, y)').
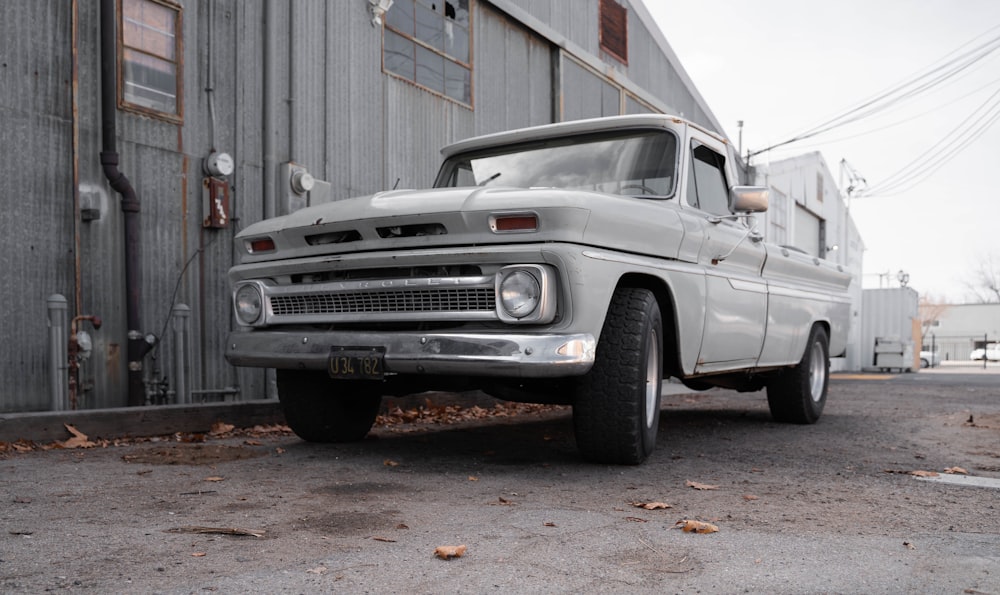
top-left (226, 115), bottom-right (851, 464)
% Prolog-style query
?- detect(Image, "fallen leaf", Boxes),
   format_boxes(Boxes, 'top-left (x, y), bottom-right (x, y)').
top-left (372, 536), bottom-right (396, 543)
top-left (910, 470), bottom-right (939, 477)
top-left (306, 565), bottom-right (328, 575)
top-left (468, 476), bottom-right (479, 481)
top-left (903, 541), bottom-right (916, 550)
top-left (675, 519), bottom-right (719, 534)
top-left (631, 501), bottom-right (672, 510)
top-left (686, 480), bottom-right (719, 491)
top-left (244, 440), bottom-right (262, 446)
top-left (434, 544), bottom-right (467, 560)
top-left (210, 422), bottom-right (235, 435)
top-left (944, 467), bottom-right (968, 475)
top-left (743, 494), bottom-right (760, 501)
top-left (396, 523), bottom-right (409, 530)
top-left (275, 447), bottom-right (285, 454)
top-left (191, 552), bottom-right (207, 557)
top-left (383, 459), bottom-right (399, 467)
top-left (543, 522), bottom-right (557, 527)
top-left (203, 476), bottom-right (225, 482)
top-left (61, 424), bottom-right (96, 449)
top-left (625, 516), bottom-right (648, 523)
top-left (497, 496), bottom-right (514, 505)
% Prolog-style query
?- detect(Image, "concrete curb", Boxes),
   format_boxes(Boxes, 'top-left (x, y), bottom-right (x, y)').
top-left (0, 400), bottom-right (285, 444)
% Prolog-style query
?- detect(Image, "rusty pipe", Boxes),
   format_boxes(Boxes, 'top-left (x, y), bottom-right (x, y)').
top-left (100, 0), bottom-right (151, 406)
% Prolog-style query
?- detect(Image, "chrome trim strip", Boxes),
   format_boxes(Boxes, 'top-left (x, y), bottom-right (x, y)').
top-left (225, 330), bottom-right (596, 378)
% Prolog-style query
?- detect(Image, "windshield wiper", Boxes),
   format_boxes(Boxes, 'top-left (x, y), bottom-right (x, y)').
top-left (479, 172), bottom-right (501, 186)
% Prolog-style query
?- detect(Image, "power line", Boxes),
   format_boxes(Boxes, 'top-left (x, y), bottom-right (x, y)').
top-left (749, 27), bottom-right (1000, 157)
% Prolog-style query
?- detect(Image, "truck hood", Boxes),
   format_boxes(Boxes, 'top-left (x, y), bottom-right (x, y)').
top-left (236, 186), bottom-right (687, 264)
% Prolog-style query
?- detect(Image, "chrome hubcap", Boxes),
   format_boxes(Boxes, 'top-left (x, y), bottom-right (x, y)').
top-left (644, 328), bottom-right (660, 428)
top-left (808, 340), bottom-right (826, 403)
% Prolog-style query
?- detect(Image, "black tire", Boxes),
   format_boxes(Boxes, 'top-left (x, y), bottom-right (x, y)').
top-left (919, 358), bottom-right (929, 369)
top-left (573, 287), bottom-right (663, 465)
top-left (276, 370), bottom-right (382, 442)
top-left (766, 325), bottom-right (829, 424)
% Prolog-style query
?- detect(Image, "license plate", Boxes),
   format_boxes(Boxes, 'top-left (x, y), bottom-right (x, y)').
top-left (328, 347), bottom-right (385, 380)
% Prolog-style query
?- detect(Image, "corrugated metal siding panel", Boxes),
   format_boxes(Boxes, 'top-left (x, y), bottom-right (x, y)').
top-left (0, 0), bottom-right (75, 412)
top-left (326, 1), bottom-right (387, 199)
top-left (474, 3), bottom-right (553, 136)
top-left (861, 288), bottom-right (919, 369)
top-left (506, 0), bottom-right (599, 57)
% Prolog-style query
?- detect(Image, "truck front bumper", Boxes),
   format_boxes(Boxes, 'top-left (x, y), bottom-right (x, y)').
top-left (225, 329), bottom-right (596, 378)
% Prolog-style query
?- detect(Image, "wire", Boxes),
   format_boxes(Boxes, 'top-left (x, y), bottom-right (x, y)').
top-left (151, 234), bottom-right (220, 354)
top-left (860, 85), bottom-right (1000, 196)
top-left (749, 27), bottom-right (1000, 157)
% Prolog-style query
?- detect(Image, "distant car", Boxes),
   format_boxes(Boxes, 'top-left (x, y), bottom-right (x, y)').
top-left (919, 350), bottom-right (940, 368)
top-left (971, 344), bottom-right (1000, 361)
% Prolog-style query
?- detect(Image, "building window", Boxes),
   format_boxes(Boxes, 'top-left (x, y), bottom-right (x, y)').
top-left (120, 0), bottom-right (182, 120)
top-left (384, 0), bottom-right (472, 106)
top-left (599, 0), bottom-right (628, 65)
top-left (816, 172), bottom-right (824, 202)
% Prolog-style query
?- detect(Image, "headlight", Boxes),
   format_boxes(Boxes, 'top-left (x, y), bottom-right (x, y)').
top-left (234, 283), bottom-right (264, 325)
top-left (499, 270), bottom-right (541, 319)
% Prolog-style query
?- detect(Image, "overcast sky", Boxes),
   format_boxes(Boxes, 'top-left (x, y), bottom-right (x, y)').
top-left (646, 0), bottom-right (1000, 303)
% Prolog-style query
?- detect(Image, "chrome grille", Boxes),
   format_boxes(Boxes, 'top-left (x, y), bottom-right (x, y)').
top-left (270, 287), bottom-right (496, 316)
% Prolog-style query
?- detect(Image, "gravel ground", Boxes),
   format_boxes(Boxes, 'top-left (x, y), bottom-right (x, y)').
top-left (1, 370), bottom-right (998, 594)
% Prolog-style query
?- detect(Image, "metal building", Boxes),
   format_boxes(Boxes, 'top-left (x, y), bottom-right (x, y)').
top-left (2, 0), bottom-right (727, 412)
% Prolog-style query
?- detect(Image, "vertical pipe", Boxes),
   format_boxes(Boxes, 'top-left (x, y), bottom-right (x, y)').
top-left (48, 295), bottom-right (69, 411)
top-left (172, 304), bottom-right (191, 404)
top-left (263, 0), bottom-right (277, 220)
top-left (71, 0), bottom-right (82, 318)
top-left (100, 0), bottom-right (150, 406)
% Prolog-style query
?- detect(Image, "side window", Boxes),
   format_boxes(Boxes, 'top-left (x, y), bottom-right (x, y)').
top-left (688, 144), bottom-right (730, 216)
top-left (120, 0), bottom-right (182, 121)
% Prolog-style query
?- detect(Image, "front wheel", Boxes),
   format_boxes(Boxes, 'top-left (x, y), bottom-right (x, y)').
top-left (766, 325), bottom-right (829, 424)
top-left (276, 370), bottom-right (382, 442)
top-left (573, 287), bottom-right (663, 465)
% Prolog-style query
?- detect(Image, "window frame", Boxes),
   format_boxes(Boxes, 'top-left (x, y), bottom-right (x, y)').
top-left (382, 0), bottom-right (475, 108)
top-left (687, 142), bottom-right (731, 217)
top-left (117, 0), bottom-right (184, 123)
top-left (599, 0), bottom-right (628, 65)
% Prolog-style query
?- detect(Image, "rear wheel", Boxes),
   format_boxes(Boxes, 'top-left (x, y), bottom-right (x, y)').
top-left (276, 370), bottom-right (382, 442)
top-left (766, 325), bottom-right (829, 424)
top-left (573, 287), bottom-right (663, 465)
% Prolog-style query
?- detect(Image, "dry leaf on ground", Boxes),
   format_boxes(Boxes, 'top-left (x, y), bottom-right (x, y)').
top-left (203, 476), bottom-right (224, 482)
top-left (383, 459), bottom-right (399, 467)
top-left (910, 470), bottom-right (939, 477)
top-left (685, 480), bottom-right (719, 491)
top-left (944, 467), bottom-right (968, 475)
top-left (210, 422), bottom-right (235, 435)
top-left (306, 566), bottom-right (328, 575)
top-left (434, 545), bottom-right (467, 560)
top-left (903, 541), bottom-right (916, 550)
top-left (372, 536), bottom-right (396, 543)
top-left (191, 552), bottom-right (207, 557)
top-left (675, 519), bottom-right (719, 534)
top-left (743, 494), bottom-right (760, 501)
top-left (543, 522), bottom-right (557, 527)
top-left (61, 424), bottom-right (96, 449)
top-left (631, 501), bottom-right (672, 510)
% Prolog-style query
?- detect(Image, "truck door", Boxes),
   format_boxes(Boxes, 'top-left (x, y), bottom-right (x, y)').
top-left (685, 141), bottom-right (767, 372)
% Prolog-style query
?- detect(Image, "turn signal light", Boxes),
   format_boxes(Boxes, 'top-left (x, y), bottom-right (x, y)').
top-left (490, 214), bottom-right (538, 233)
top-left (246, 237), bottom-right (276, 253)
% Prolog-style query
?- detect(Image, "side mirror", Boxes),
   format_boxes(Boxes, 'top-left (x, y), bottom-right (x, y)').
top-left (731, 186), bottom-right (769, 213)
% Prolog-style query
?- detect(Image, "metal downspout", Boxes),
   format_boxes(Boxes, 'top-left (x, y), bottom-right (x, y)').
top-left (100, 0), bottom-right (151, 406)
top-left (263, 0), bottom-right (277, 220)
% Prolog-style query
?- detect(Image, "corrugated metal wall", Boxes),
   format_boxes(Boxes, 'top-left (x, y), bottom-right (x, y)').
top-left (0, 0), bottom-right (76, 411)
top-left (1, 0), bottom-right (722, 412)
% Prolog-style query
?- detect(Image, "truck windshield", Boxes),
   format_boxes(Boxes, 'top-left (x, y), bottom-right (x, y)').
top-left (435, 130), bottom-right (677, 198)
